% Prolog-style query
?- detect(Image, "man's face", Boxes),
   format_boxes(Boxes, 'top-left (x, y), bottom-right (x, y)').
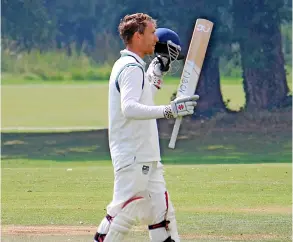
top-left (138, 21), bottom-right (158, 55)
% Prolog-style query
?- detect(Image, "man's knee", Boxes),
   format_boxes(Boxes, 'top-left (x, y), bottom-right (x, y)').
top-left (148, 191), bottom-right (169, 223)
top-left (148, 191), bottom-right (180, 242)
top-left (110, 195), bottom-right (150, 233)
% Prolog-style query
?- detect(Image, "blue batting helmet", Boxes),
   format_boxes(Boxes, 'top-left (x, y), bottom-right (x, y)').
top-left (156, 28), bottom-right (181, 47)
top-left (155, 28), bottom-right (184, 60)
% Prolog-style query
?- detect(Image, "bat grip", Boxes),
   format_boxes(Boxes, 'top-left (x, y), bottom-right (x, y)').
top-left (168, 117), bottom-right (183, 149)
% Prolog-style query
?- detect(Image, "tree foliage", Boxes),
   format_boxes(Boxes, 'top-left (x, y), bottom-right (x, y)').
top-left (2, 0), bottom-right (54, 51)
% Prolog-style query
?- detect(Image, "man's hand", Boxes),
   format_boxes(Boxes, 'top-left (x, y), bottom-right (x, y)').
top-left (163, 95), bottom-right (199, 119)
top-left (156, 55), bottom-right (170, 72)
top-left (146, 56), bottom-right (170, 89)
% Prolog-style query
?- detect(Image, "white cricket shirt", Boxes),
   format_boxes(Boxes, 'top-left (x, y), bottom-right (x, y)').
top-left (108, 49), bottom-right (166, 171)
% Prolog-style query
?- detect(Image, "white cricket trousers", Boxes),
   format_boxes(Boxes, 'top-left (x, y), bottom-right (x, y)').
top-left (108, 161), bottom-right (165, 214)
top-left (97, 161), bottom-right (180, 242)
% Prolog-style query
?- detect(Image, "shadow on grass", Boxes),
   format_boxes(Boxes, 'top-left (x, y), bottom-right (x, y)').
top-left (1, 124), bottom-right (292, 164)
top-left (1, 129), bottom-right (111, 162)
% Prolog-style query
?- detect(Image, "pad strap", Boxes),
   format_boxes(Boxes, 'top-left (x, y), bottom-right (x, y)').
top-left (106, 214), bottom-right (113, 222)
top-left (148, 219), bottom-right (170, 230)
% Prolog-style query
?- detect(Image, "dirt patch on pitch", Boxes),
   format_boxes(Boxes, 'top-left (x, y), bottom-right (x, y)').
top-left (2, 225), bottom-right (286, 240)
top-left (181, 233), bottom-right (284, 240)
top-left (179, 206), bottom-right (292, 214)
top-left (240, 207), bottom-right (292, 214)
top-left (2, 225), bottom-right (96, 236)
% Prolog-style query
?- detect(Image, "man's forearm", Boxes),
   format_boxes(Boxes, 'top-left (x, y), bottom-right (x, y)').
top-left (122, 100), bottom-right (165, 120)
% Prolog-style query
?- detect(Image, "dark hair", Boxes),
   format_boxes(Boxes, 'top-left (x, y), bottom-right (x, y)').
top-left (118, 13), bottom-right (157, 45)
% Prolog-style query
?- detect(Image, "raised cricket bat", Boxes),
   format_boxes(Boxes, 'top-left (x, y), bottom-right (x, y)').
top-left (168, 19), bottom-right (213, 149)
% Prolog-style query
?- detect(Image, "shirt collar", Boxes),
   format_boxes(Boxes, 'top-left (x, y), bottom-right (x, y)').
top-left (120, 49), bottom-right (146, 68)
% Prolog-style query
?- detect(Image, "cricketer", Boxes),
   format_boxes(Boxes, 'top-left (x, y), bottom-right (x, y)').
top-left (94, 13), bottom-right (199, 242)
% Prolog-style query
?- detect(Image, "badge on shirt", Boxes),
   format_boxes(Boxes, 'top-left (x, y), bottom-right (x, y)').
top-left (142, 165), bottom-right (150, 175)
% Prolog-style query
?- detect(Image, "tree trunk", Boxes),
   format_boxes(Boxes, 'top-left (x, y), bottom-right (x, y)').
top-left (233, 0), bottom-right (290, 111)
top-left (195, 54), bottom-right (227, 117)
top-left (240, 23), bottom-right (289, 110)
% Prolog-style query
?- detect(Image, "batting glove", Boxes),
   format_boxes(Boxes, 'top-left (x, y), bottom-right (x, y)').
top-left (146, 56), bottom-right (170, 89)
top-left (163, 95), bottom-right (199, 119)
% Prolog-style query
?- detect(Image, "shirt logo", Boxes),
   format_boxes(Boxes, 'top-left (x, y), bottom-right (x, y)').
top-left (142, 165), bottom-right (150, 175)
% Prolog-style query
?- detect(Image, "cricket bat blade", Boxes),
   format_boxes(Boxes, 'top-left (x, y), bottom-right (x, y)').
top-left (168, 18), bottom-right (213, 149)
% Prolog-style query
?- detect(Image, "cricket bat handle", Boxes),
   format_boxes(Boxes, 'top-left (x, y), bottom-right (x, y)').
top-left (168, 117), bottom-right (183, 149)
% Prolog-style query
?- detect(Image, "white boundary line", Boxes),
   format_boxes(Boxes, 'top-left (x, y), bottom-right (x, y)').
top-left (1, 126), bottom-right (106, 131)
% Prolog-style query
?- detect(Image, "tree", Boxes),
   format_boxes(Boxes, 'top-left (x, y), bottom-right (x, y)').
top-left (45, 0), bottom-right (98, 55)
top-left (232, 0), bottom-right (291, 110)
top-left (2, 0), bottom-right (54, 51)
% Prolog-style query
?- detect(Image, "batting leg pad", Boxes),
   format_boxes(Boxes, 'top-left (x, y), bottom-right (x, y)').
top-left (104, 196), bottom-right (150, 242)
top-left (148, 191), bottom-right (170, 242)
top-left (96, 214), bottom-right (113, 235)
top-left (165, 197), bottom-right (180, 242)
top-left (148, 191), bottom-right (180, 242)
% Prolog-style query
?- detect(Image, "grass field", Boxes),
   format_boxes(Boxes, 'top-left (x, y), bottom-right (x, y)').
top-left (1, 122), bottom-right (292, 241)
top-left (2, 158), bottom-right (292, 241)
top-left (1, 81), bottom-right (292, 241)
top-left (2, 76), bottom-right (292, 131)
top-left (2, 83), bottom-right (245, 130)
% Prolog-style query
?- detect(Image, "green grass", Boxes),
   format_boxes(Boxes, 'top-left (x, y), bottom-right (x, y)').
top-left (2, 78), bottom-right (292, 131)
top-left (2, 159), bottom-right (292, 241)
top-left (3, 74), bottom-right (291, 86)
top-left (1, 74), bottom-right (242, 84)
top-left (1, 48), bottom-right (244, 84)
top-left (2, 44), bottom-right (292, 242)
top-left (1, 76), bottom-right (292, 241)
top-left (2, 50), bottom-right (113, 82)
top-left (1, 84), bottom-right (245, 130)
top-left (1, 113), bottom-right (291, 241)
top-left (1, 84), bottom-right (110, 129)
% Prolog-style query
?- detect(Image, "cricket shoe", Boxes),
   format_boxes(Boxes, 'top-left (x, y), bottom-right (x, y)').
top-left (94, 232), bottom-right (106, 242)
top-left (163, 236), bottom-right (175, 242)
